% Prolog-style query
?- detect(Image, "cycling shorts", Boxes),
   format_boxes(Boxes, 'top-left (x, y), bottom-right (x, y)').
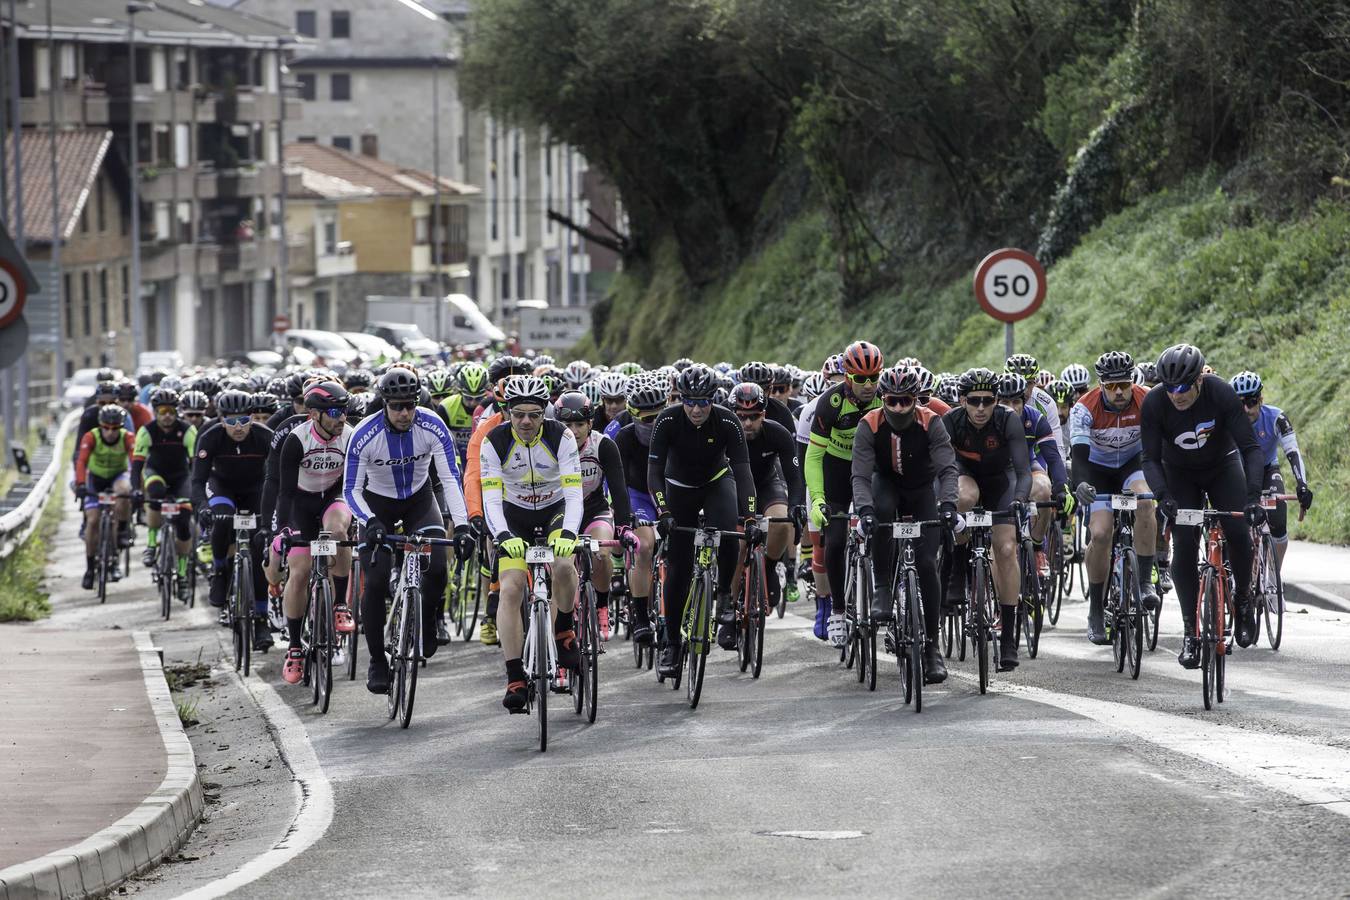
top-left (628, 488), bottom-right (658, 526)
top-left (83, 472), bottom-right (130, 510)
top-left (280, 486), bottom-right (350, 558)
top-left (1080, 455), bottom-right (1147, 514)
top-left (499, 500), bottom-right (567, 573)
top-left (143, 470), bottom-right (190, 510)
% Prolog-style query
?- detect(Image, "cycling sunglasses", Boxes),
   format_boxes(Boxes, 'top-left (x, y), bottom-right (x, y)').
top-left (883, 394), bottom-right (916, 409)
top-left (1165, 381), bottom-right (1197, 395)
top-left (682, 397), bottom-right (713, 408)
top-left (635, 412), bottom-right (659, 423)
top-left (1241, 395), bottom-right (1262, 408)
top-left (965, 394), bottom-right (996, 408)
top-left (154, 405), bottom-right (177, 416)
top-left (510, 409), bottom-right (544, 421)
top-left (1102, 381), bottom-right (1133, 392)
top-left (320, 407), bottom-right (348, 419)
top-left (769, 385), bottom-right (790, 394)
top-left (222, 415), bottom-right (251, 426)
top-left (386, 401), bottom-right (417, 412)
top-left (848, 373), bottom-right (879, 385)
top-left (735, 411), bottom-right (764, 421)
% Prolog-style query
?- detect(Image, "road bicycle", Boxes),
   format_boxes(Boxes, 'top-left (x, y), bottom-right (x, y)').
top-left (666, 523), bottom-right (753, 710)
top-left (226, 510), bottom-right (260, 676)
top-left (284, 531), bottom-right (361, 714)
top-left (833, 513), bottom-right (874, 690)
top-left (449, 529), bottom-right (485, 641)
top-left (1251, 491), bottom-right (1296, 650)
top-left (880, 518), bottom-right (944, 712)
top-left (960, 507), bottom-right (1005, 694)
top-left (93, 492), bottom-right (120, 604)
top-left (377, 530), bottom-right (457, 729)
top-left (152, 499), bottom-right (193, 618)
top-left (570, 535), bottom-right (629, 723)
top-left (517, 537), bottom-right (562, 751)
top-left (1176, 508), bottom-right (1244, 710)
top-left (736, 516), bottom-right (793, 680)
top-left (1016, 501), bottom-right (1061, 660)
top-left (1093, 492), bottom-right (1153, 680)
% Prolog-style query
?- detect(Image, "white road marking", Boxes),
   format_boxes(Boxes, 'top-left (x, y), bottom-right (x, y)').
top-left (761, 831), bottom-right (868, 840)
top-left (175, 668), bottom-right (334, 899)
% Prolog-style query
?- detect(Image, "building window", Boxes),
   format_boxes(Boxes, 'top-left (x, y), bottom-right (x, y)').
top-left (80, 203), bottom-right (89, 233)
top-left (295, 10), bottom-right (316, 37)
top-left (330, 73), bottom-right (351, 102)
top-left (122, 265), bottom-right (130, 326)
top-left (95, 179), bottom-right (106, 231)
top-left (315, 289), bottom-right (331, 327)
top-left (331, 11), bottom-right (350, 38)
top-left (81, 271), bottom-right (91, 337)
top-left (512, 132), bottom-right (521, 238)
top-left (63, 273), bottom-right (73, 339)
top-left (134, 47), bottom-right (151, 85)
top-left (297, 73), bottom-right (316, 101)
top-left (296, 135), bottom-right (317, 143)
top-left (360, 133), bottom-right (377, 158)
top-left (321, 218), bottom-right (337, 255)
top-left (99, 270), bottom-right (109, 332)
top-left (332, 135), bottom-right (352, 151)
top-left (413, 215), bottom-right (429, 244)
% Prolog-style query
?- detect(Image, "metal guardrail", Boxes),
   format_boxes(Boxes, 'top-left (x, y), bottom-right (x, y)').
top-left (0, 410), bottom-right (80, 563)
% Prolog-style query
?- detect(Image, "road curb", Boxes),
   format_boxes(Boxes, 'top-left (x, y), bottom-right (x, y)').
top-left (0, 632), bottom-right (205, 900)
top-left (1284, 581), bottom-right (1350, 613)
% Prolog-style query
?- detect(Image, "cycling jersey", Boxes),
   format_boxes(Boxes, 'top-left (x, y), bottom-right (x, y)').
top-left (575, 430), bottom-right (634, 527)
top-left (1140, 375), bottom-right (1264, 501)
top-left (479, 418), bottom-right (583, 538)
top-left (76, 427), bottom-right (133, 483)
top-left (190, 422), bottom-right (274, 512)
top-left (261, 413), bottom-right (306, 533)
top-left (647, 405), bottom-right (756, 518)
top-left (343, 408), bottom-right (468, 526)
top-left (745, 420), bottom-right (805, 509)
top-left (72, 404), bottom-right (134, 465)
top-left (1250, 403), bottom-right (1307, 481)
top-left (1068, 384), bottom-right (1149, 469)
top-left (275, 420), bottom-right (352, 528)
top-left (439, 394), bottom-right (478, 465)
top-left (851, 406), bottom-right (958, 500)
top-left (613, 419), bottom-right (655, 495)
top-left (1028, 385), bottom-right (1063, 452)
top-left (923, 396), bottom-right (952, 415)
top-left (942, 405), bottom-right (1031, 496)
top-left (131, 420), bottom-right (197, 489)
top-left (1019, 404), bottom-right (1067, 487)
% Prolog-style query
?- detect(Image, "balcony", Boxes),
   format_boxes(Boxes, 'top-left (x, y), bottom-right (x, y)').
top-left (287, 234), bottom-right (314, 276)
top-left (218, 237), bottom-right (278, 282)
top-left (18, 84), bottom-right (110, 127)
top-left (316, 241), bottom-right (357, 279)
top-left (216, 165), bottom-right (282, 199)
top-left (217, 87), bottom-right (284, 123)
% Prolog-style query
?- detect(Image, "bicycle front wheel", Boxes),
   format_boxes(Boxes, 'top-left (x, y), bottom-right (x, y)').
top-left (973, 559), bottom-right (991, 695)
top-left (535, 599), bottom-right (550, 751)
top-left (1259, 535), bottom-right (1284, 650)
top-left (907, 569), bottom-right (923, 712)
top-left (1199, 570), bottom-right (1216, 710)
top-left (1121, 551), bottom-right (1142, 681)
top-left (238, 557), bottom-right (254, 677)
top-left (1047, 526), bottom-right (1065, 625)
top-left (315, 577), bottom-right (334, 714)
top-left (400, 588), bottom-right (420, 728)
top-left (584, 586), bottom-right (600, 723)
top-left (686, 574), bottom-right (711, 709)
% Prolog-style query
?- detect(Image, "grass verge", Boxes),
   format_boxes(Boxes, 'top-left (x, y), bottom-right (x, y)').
top-left (0, 433), bottom-right (75, 622)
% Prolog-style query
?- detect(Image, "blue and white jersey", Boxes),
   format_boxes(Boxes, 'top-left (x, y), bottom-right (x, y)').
top-left (1250, 403), bottom-right (1305, 479)
top-left (343, 408), bottom-right (468, 525)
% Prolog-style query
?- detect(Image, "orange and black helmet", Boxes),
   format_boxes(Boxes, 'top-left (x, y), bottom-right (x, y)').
top-left (841, 340), bottom-right (884, 377)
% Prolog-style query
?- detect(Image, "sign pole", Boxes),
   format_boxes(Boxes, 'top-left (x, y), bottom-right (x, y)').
top-left (1005, 322), bottom-right (1014, 359)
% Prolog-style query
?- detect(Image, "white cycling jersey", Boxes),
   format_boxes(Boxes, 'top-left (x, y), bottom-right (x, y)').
top-left (479, 418), bottom-right (583, 537)
top-left (343, 407), bottom-right (468, 525)
top-left (1029, 385), bottom-right (1064, 452)
top-left (291, 419), bottom-right (351, 494)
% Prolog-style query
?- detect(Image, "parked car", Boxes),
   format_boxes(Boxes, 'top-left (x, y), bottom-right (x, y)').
top-left (221, 349), bottom-right (285, 368)
top-left (63, 368), bottom-right (103, 407)
top-left (282, 329), bottom-right (361, 372)
top-left (364, 321), bottom-right (440, 360)
top-left (137, 350), bottom-right (185, 374)
top-left (340, 331), bottom-right (401, 366)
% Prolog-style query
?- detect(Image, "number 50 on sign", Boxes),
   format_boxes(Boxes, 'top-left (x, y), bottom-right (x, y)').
top-left (973, 248), bottom-right (1045, 324)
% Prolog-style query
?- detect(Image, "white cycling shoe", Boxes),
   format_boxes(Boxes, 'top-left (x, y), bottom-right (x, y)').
top-left (827, 613), bottom-right (847, 648)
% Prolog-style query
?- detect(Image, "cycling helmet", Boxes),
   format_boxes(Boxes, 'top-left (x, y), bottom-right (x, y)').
top-left (555, 390), bottom-right (595, 422)
top-left (97, 405), bottom-right (125, 426)
top-left (216, 390), bottom-right (253, 417)
top-left (251, 392), bottom-right (280, 414)
top-left (345, 369), bottom-right (373, 391)
top-left (770, 365), bottom-right (792, 387)
top-left (94, 380), bottom-right (117, 401)
top-left (615, 361), bottom-right (643, 377)
top-left (729, 382), bottom-right (767, 412)
top-left (627, 375), bottom-right (668, 412)
top-left (739, 361), bottom-right (773, 387)
top-left (879, 366), bottom-right (922, 396)
top-left (149, 388), bottom-right (179, 408)
top-left (1046, 379), bottom-right (1074, 404)
top-left (582, 380), bottom-right (603, 405)
top-left (713, 361), bottom-right (733, 375)
top-left (96, 367), bottom-right (118, 383)
top-left (347, 392), bottom-right (370, 419)
top-left (116, 380), bottom-right (138, 401)
top-left (959, 367), bottom-right (999, 395)
top-left (996, 372), bottom-right (1028, 399)
top-left (822, 354), bottom-right (845, 377)
top-left (1094, 350), bottom-right (1136, 382)
top-left (424, 368), bottom-right (454, 398)
top-left (915, 366), bottom-right (937, 395)
top-left (1004, 353), bottom-right (1039, 378)
top-left (304, 380), bottom-right (350, 409)
top-left (1060, 364), bottom-right (1091, 391)
top-left (179, 390), bottom-right (208, 413)
top-left (1155, 344), bottom-right (1206, 388)
top-left (1035, 369), bottom-right (1056, 389)
top-left (672, 357), bottom-right (695, 372)
top-left (280, 373), bottom-right (304, 401)
top-left (937, 379), bottom-right (960, 406)
top-left (799, 372), bottom-right (827, 401)
top-left (563, 360), bottom-right (592, 388)
top-left (159, 375), bottom-right (184, 393)
top-left (377, 367), bottom-right (421, 402)
top-left (676, 364), bottom-right (717, 399)
top-left (597, 372), bottom-right (630, 400)
top-left (1135, 361), bottom-right (1158, 386)
top-left (502, 374), bottom-right (550, 408)
top-left (488, 355), bottom-right (528, 387)
top-left (458, 362), bottom-right (489, 396)
top-left (1229, 370), bottom-right (1262, 397)
top-left (841, 340), bottom-right (884, 376)
top-left (533, 354), bottom-right (556, 368)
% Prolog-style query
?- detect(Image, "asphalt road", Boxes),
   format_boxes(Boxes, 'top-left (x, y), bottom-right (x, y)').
top-left (50, 515), bottom-right (1350, 899)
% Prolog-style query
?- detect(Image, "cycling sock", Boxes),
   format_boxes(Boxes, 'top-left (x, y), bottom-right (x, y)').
top-left (287, 617), bottom-right (303, 647)
top-left (487, 591), bottom-right (500, 619)
top-left (333, 576), bottom-right (349, 607)
top-left (556, 609), bottom-right (575, 635)
top-left (505, 657), bottom-right (526, 682)
top-left (1137, 554), bottom-right (1154, 585)
top-left (147, 529), bottom-right (159, 548)
top-left (596, 590), bottom-right (609, 610)
top-left (1000, 604), bottom-right (1018, 641)
top-left (177, 556), bottom-right (187, 577)
top-left (1088, 582), bottom-right (1105, 621)
top-left (631, 596), bottom-right (649, 622)
top-left (86, 555), bottom-right (95, 569)
top-left (766, 562), bottom-right (781, 601)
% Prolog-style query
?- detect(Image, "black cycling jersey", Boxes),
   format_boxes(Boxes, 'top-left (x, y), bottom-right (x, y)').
top-left (190, 421), bottom-right (274, 512)
top-left (613, 421), bottom-right (652, 495)
top-left (942, 405), bottom-right (1031, 498)
top-left (260, 413), bottom-right (307, 532)
top-left (130, 419), bottom-right (194, 487)
top-left (1140, 375), bottom-right (1264, 501)
top-left (647, 405), bottom-right (756, 519)
top-left (265, 404), bottom-right (301, 431)
top-left (851, 406), bottom-right (959, 502)
top-left (579, 431), bottom-right (635, 528)
top-left (745, 420), bottom-right (805, 508)
top-left (765, 396), bottom-right (796, 438)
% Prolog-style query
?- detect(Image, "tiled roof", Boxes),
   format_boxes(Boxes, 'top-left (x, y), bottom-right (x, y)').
top-left (4, 0), bottom-right (293, 46)
top-left (283, 142), bottom-right (479, 198)
top-left (2, 129), bottom-right (114, 244)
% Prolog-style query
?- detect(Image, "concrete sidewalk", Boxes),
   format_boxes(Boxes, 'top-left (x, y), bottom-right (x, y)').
top-left (0, 495), bottom-right (204, 899)
top-left (1281, 539), bottom-right (1350, 612)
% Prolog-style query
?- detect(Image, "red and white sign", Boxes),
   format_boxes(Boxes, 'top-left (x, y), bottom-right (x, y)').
top-left (272, 314), bottom-right (291, 333)
top-left (0, 258), bottom-right (26, 329)
top-left (973, 248), bottom-right (1045, 323)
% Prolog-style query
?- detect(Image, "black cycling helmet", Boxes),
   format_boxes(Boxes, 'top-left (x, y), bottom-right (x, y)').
top-left (770, 365), bottom-right (792, 388)
top-left (377, 367), bottom-right (422, 402)
top-left (345, 369), bottom-right (374, 391)
top-left (996, 372), bottom-right (1028, 399)
top-left (97, 405), bottom-right (125, 426)
top-left (1155, 344), bottom-right (1205, 389)
top-left (149, 388), bottom-right (179, 409)
top-left (1004, 353), bottom-right (1039, 379)
top-left (739, 361), bottom-right (773, 387)
top-left (729, 382), bottom-right (767, 412)
top-left (216, 389), bottom-right (253, 417)
top-left (284, 372), bottom-right (307, 400)
top-left (554, 390), bottom-right (594, 423)
top-left (627, 375), bottom-right (667, 413)
top-left (116, 380), bottom-right (138, 401)
top-left (96, 367), bottom-right (117, 383)
top-left (251, 392), bottom-right (279, 414)
top-left (1094, 350), bottom-right (1136, 382)
top-left (959, 367), bottom-right (999, 395)
top-left (304, 380), bottom-right (351, 410)
top-left (879, 366), bottom-right (922, 396)
top-left (1135, 361), bottom-right (1158, 386)
top-left (94, 380), bottom-right (118, 401)
top-left (190, 376), bottom-right (220, 398)
top-left (672, 357), bottom-right (695, 372)
top-left (487, 355), bottom-right (526, 387)
top-left (676, 363), bottom-right (717, 399)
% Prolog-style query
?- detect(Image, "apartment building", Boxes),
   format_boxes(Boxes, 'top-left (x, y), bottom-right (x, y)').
top-left (3, 0), bottom-right (299, 365)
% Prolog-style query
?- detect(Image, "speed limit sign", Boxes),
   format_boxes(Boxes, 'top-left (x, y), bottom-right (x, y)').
top-left (973, 248), bottom-right (1045, 323)
top-left (0, 258), bottom-right (24, 330)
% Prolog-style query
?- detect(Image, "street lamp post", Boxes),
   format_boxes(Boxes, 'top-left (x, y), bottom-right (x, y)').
top-left (126, 1), bottom-right (155, 364)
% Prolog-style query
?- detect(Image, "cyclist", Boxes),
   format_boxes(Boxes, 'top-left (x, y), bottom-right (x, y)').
top-left (273, 381), bottom-right (355, 685)
top-left (1005, 353), bottom-right (1065, 452)
top-left (1142, 344), bottom-right (1266, 663)
top-left (806, 341), bottom-right (884, 648)
top-left (996, 373), bottom-right (1067, 576)
top-left (76, 405), bottom-right (135, 589)
top-left (345, 367), bottom-right (473, 694)
top-left (131, 388), bottom-right (197, 602)
top-left (728, 382), bottom-right (805, 611)
top-left (1230, 370), bottom-right (1314, 572)
top-left (593, 372), bottom-right (632, 433)
top-left (611, 374), bottom-right (670, 644)
top-left (479, 375), bottom-right (584, 712)
top-left (439, 362), bottom-right (490, 468)
top-left (73, 381), bottom-right (133, 469)
top-left (1068, 351), bottom-right (1158, 643)
top-left (648, 364), bottom-right (759, 674)
top-left (553, 390), bottom-right (637, 641)
top-left (851, 366), bottom-right (960, 684)
top-left (180, 390), bottom-right (210, 431)
top-left (942, 367), bottom-right (1031, 672)
top-left (739, 361), bottom-right (798, 436)
top-left (1046, 379), bottom-right (1075, 461)
top-left (267, 373), bottom-right (308, 429)
top-left (1061, 363), bottom-right (1091, 403)
top-left (117, 380), bottom-right (154, 432)
top-left (793, 358), bottom-right (847, 616)
top-left (191, 389), bottom-right (274, 650)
